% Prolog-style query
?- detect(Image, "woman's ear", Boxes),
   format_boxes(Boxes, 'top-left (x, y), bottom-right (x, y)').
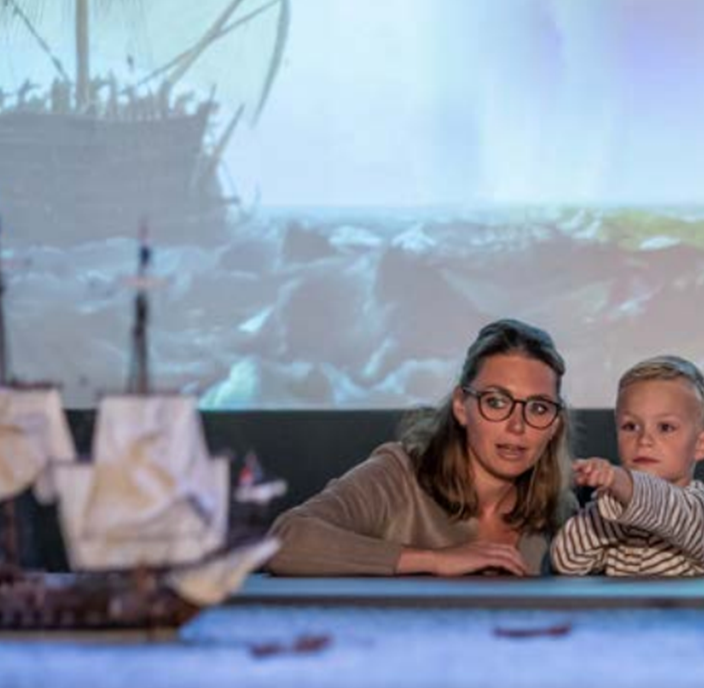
top-left (547, 413), bottom-right (563, 441)
top-left (451, 387), bottom-right (468, 427)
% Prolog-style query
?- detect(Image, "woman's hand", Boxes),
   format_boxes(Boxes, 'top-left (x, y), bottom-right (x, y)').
top-left (396, 541), bottom-right (529, 577)
top-left (573, 457), bottom-right (633, 505)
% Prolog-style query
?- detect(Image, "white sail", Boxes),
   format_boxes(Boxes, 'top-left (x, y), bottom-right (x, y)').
top-left (0, 0), bottom-right (289, 125)
top-left (137, 0), bottom-right (290, 124)
top-left (55, 394), bottom-right (229, 570)
top-left (0, 386), bottom-right (76, 502)
top-left (168, 536), bottom-right (279, 606)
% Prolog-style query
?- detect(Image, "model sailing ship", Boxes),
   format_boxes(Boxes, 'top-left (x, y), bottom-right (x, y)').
top-left (0, 0), bottom-right (289, 247)
top-left (0, 228), bottom-right (286, 631)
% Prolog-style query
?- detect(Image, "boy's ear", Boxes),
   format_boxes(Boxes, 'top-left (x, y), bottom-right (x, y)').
top-left (694, 428), bottom-right (704, 463)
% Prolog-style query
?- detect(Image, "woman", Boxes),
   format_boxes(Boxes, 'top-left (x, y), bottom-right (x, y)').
top-left (267, 319), bottom-right (575, 576)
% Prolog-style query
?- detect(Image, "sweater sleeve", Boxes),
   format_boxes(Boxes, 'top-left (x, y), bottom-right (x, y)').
top-left (266, 444), bottom-right (410, 576)
top-left (550, 501), bottom-right (625, 575)
top-left (598, 472), bottom-right (704, 563)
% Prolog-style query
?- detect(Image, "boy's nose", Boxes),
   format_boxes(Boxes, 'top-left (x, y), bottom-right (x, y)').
top-left (637, 430), bottom-right (654, 446)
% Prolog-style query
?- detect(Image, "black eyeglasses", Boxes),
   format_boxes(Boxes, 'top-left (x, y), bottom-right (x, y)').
top-left (462, 386), bottom-right (562, 429)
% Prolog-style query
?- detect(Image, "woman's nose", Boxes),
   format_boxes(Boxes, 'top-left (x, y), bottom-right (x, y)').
top-left (506, 403), bottom-right (526, 433)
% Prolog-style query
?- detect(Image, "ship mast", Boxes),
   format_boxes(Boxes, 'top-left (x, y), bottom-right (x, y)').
top-left (0, 214), bottom-right (8, 387)
top-left (0, 213), bottom-right (18, 569)
top-left (164, 0), bottom-right (247, 91)
top-left (75, 0), bottom-right (90, 111)
top-left (162, 0), bottom-right (289, 118)
top-left (126, 228), bottom-right (151, 395)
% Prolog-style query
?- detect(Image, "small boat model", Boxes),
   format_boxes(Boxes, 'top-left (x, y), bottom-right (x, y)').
top-left (0, 228), bottom-right (285, 632)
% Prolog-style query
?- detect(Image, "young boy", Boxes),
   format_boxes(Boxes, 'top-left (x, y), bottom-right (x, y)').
top-left (551, 355), bottom-right (704, 576)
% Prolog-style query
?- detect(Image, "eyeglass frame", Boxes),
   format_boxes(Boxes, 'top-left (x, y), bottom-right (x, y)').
top-left (461, 385), bottom-right (563, 429)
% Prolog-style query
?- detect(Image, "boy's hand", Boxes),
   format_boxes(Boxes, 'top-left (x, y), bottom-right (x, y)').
top-left (573, 457), bottom-right (634, 506)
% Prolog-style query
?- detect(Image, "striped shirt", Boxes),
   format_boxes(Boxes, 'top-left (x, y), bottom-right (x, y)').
top-left (551, 471), bottom-right (704, 576)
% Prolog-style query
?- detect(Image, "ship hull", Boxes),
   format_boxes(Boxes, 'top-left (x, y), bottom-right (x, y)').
top-left (0, 569), bottom-right (199, 632)
top-left (0, 109), bottom-right (232, 247)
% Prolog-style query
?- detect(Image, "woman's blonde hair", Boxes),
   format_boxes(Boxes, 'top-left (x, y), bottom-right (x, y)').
top-left (399, 319), bottom-right (571, 534)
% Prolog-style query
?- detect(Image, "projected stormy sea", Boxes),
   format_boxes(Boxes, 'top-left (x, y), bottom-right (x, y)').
top-left (4, 205), bottom-right (704, 410)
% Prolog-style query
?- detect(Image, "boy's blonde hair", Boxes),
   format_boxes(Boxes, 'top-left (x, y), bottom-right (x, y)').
top-left (618, 355), bottom-right (704, 419)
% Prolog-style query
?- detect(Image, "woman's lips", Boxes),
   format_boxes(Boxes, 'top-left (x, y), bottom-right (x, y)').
top-left (496, 444), bottom-right (527, 460)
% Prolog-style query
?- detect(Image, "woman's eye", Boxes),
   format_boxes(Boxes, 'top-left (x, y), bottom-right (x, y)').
top-left (527, 401), bottom-right (549, 416)
top-left (485, 394), bottom-right (509, 409)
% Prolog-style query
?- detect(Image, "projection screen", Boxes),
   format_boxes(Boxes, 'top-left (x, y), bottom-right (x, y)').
top-left (1, 0), bottom-right (703, 410)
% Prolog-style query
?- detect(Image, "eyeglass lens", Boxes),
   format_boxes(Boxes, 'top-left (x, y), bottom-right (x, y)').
top-left (472, 389), bottom-right (559, 428)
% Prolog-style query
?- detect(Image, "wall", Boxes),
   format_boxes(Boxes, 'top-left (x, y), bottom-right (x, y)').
top-left (10, 408), bottom-right (644, 571)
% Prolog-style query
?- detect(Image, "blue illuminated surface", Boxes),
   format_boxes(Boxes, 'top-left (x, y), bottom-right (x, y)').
top-left (1, 603), bottom-right (703, 687)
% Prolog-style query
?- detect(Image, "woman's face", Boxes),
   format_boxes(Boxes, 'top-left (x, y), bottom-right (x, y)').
top-left (452, 353), bottom-right (561, 486)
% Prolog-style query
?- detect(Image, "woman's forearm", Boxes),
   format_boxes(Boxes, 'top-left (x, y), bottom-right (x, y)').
top-left (395, 547), bottom-right (437, 575)
top-left (268, 513), bottom-right (402, 576)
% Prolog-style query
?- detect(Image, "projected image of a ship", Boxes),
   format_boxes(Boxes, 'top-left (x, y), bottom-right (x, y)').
top-left (0, 0), bottom-right (289, 247)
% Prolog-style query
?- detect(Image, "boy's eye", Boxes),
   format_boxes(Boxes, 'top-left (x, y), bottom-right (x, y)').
top-left (619, 421), bottom-right (637, 432)
top-left (658, 422), bottom-right (677, 433)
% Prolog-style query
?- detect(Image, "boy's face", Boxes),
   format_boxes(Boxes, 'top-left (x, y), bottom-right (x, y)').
top-left (616, 378), bottom-right (704, 487)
